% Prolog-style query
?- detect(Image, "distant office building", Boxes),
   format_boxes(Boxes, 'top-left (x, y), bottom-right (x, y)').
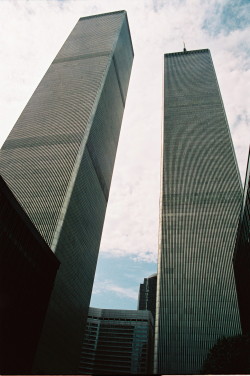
top-left (155, 49), bottom-right (242, 374)
top-left (234, 147), bottom-right (250, 334)
top-left (138, 273), bottom-right (157, 321)
top-left (79, 307), bottom-right (154, 374)
top-left (0, 175), bottom-right (59, 374)
top-left (0, 11), bottom-right (133, 373)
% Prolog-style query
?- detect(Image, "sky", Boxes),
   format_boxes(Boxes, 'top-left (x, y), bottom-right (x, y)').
top-left (0, 0), bottom-right (249, 310)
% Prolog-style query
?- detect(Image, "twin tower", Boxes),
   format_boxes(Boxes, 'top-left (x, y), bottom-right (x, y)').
top-left (0, 10), bottom-right (242, 375)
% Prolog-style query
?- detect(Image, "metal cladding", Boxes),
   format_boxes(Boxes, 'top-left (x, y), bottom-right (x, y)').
top-left (233, 148), bottom-right (250, 334)
top-left (154, 49), bottom-right (242, 374)
top-left (79, 307), bottom-right (154, 374)
top-left (0, 11), bottom-right (133, 373)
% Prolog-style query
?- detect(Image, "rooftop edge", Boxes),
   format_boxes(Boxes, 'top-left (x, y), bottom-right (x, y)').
top-left (79, 10), bottom-right (126, 21)
top-left (165, 48), bottom-right (210, 57)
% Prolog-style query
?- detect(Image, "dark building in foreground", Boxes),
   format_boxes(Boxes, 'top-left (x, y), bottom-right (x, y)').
top-left (155, 49), bottom-right (242, 374)
top-left (234, 147), bottom-right (250, 334)
top-left (0, 175), bottom-right (59, 374)
top-left (0, 11), bottom-right (133, 373)
top-left (79, 307), bottom-right (154, 374)
top-left (138, 273), bottom-right (157, 321)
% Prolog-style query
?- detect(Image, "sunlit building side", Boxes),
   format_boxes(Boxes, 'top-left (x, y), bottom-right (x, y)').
top-left (0, 11), bottom-right (133, 373)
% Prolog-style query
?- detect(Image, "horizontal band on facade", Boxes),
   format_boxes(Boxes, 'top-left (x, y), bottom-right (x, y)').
top-left (53, 51), bottom-right (111, 64)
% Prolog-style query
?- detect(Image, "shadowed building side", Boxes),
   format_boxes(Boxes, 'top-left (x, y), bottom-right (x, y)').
top-left (0, 175), bottom-right (59, 374)
top-left (138, 273), bottom-right (157, 321)
top-left (155, 49), bottom-right (242, 374)
top-left (0, 11), bottom-right (133, 373)
top-left (233, 147), bottom-right (250, 334)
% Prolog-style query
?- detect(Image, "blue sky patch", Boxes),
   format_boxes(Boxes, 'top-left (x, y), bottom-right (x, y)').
top-left (203, 0), bottom-right (250, 36)
top-left (91, 252), bottom-right (157, 310)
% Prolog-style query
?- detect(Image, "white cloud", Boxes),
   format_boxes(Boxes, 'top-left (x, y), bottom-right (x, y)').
top-left (92, 280), bottom-right (138, 300)
top-left (0, 0), bottom-right (249, 265)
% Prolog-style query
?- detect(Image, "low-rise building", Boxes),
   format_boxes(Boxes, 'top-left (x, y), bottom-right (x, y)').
top-left (79, 307), bottom-right (154, 374)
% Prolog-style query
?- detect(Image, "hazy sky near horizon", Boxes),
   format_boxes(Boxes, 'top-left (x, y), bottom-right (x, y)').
top-left (0, 0), bottom-right (249, 309)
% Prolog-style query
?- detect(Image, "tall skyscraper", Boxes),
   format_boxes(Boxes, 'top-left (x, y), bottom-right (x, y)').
top-left (0, 11), bottom-right (133, 373)
top-left (233, 147), bottom-right (250, 334)
top-left (138, 273), bottom-right (157, 321)
top-left (154, 49), bottom-right (242, 374)
top-left (79, 307), bottom-right (154, 374)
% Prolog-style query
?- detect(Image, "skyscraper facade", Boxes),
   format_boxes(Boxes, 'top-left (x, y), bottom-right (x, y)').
top-left (233, 147), bottom-right (250, 334)
top-left (154, 49), bottom-right (242, 374)
top-left (138, 273), bottom-right (157, 321)
top-left (79, 307), bottom-right (154, 374)
top-left (0, 11), bottom-right (133, 373)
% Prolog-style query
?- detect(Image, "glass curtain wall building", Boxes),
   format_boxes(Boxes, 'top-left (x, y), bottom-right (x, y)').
top-left (79, 307), bottom-right (154, 374)
top-left (0, 11), bottom-right (133, 373)
top-left (233, 147), bottom-right (250, 334)
top-left (138, 273), bottom-right (157, 321)
top-left (154, 49), bottom-right (242, 374)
